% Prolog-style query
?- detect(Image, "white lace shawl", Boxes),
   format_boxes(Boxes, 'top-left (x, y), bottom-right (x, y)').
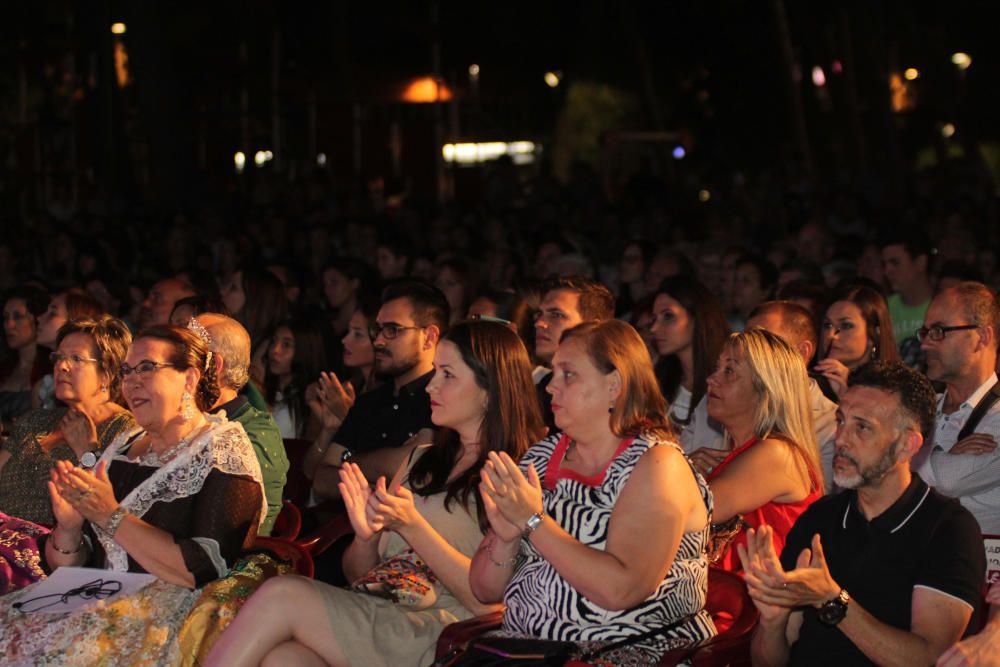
top-left (93, 413), bottom-right (266, 572)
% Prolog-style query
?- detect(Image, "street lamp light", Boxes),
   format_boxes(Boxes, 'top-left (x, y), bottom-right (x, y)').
top-left (111, 22), bottom-right (126, 35)
top-left (951, 52), bottom-right (972, 70)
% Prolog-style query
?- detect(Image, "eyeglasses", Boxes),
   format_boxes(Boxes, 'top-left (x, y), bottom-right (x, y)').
top-left (120, 360), bottom-right (177, 378)
top-left (368, 323), bottom-right (423, 341)
top-left (50, 352), bottom-right (100, 368)
top-left (916, 324), bottom-right (979, 342)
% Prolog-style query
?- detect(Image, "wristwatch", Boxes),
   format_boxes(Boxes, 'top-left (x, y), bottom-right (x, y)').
top-left (817, 589), bottom-right (850, 626)
top-left (80, 450), bottom-right (99, 469)
top-left (523, 511), bottom-right (544, 538)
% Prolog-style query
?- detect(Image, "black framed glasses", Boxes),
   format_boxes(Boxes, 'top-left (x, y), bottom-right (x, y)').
top-left (50, 352), bottom-right (100, 368)
top-left (916, 324), bottom-right (979, 342)
top-left (368, 323), bottom-right (423, 341)
top-left (120, 360), bottom-right (177, 378)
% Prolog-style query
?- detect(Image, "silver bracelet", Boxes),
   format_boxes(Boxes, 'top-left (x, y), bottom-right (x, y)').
top-left (104, 506), bottom-right (130, 536)
top-left (485, 539), bottom-right (519, 568)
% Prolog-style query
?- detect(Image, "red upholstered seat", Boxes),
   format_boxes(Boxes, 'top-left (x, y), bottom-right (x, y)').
top-left (270, 499), bottom-right (303, 540)
top-left (295, 512), bottom-right (354, 557)
top-left (435, 567), bottom-right (758, 667)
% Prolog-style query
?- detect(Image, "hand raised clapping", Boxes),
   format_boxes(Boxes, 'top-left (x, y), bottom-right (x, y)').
top-left (338, 463), bottom-right (382, 541)
top-left (306, 372), bottom-right (356, 431)
top-left (480, 452), bottom-right (543, 541)
top-left (49, 460), bottom-right (119, 531)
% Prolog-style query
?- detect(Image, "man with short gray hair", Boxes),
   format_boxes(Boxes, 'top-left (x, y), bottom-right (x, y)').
top-left (197, 313), bottom-right (288, 535)
top-left (914, 281), bottom-right (1000, 534)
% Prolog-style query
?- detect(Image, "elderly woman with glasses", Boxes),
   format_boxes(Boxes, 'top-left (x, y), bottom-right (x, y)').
top-left (0, 324), bottom-right (266, 665)
top-left (0, 315), bottom-right (137, 527)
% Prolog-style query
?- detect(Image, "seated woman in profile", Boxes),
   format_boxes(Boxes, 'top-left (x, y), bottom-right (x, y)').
top-left (0, 325), bottom-right (265, 665)
top-left (470, 320), bottom-right (716, 664)
top-left (205, 320), bottom-right (545, 667)
top-left (32, 288), bottom-right (104, 409)
top-left (702, 328), bottom-right (823, 572)
top-left (0, 316), bottom-right (136, 527)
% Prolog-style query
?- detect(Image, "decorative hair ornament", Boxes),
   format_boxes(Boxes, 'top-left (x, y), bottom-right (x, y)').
top-left (186, 318), bottom-right (215, 371)
top-left (186, 318), bottom-right (213, 345)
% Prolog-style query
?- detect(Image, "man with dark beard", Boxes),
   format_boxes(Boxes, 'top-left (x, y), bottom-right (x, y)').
top-left (311, 280), bottom-right (447, 500)
top-left (740, 361), bottom-right (984, 667)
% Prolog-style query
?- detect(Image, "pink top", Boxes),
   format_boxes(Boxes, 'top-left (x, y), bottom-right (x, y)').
top-left (707, 436), bottom-right (821, 573)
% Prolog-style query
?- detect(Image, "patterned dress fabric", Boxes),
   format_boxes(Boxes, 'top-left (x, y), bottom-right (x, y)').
top-left (0, 408), bottom-right (138, 525)
top-left (0, 414), bottom-right (266, 666)
top-left (0, 512), bottom-right (48, 594)
top-left (500, 432), bottom-right (717, 662)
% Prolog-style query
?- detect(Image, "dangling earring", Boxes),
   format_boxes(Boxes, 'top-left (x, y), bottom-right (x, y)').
top-left (181, 391), bottom-right (196, 422)
top-left (871, 343), bottom-right (878, 360)
top-left (608, 403), bottom-right (615, 414)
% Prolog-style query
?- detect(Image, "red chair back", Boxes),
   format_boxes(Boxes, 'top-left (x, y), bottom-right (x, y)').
top-left (295, 512), bottom-right (354, 557)
top-left (282, 438), bottom-right (313, 506)
top-left (271, 499), bottom-right (303, 540)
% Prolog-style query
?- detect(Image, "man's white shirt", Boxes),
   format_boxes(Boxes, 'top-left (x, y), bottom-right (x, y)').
top-left (915, 372), bottom-right (1000, 534)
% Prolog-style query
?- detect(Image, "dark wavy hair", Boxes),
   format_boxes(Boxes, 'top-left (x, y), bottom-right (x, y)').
top-left (135, 325), bottom-right (221, 411)
top-left (264, 316), bottom-right (328, 434)
top-left (654, 275), bottom-right (730, 416)
top-left (408, 320), bottom-right (545, 531)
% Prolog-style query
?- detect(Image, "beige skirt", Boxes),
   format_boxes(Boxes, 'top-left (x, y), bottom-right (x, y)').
top-left (310, 579), bottom-right (472, 667)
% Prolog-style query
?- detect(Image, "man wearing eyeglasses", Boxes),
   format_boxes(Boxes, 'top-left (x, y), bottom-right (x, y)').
top-left (311, 280), bottom-right (447, 501)
top-left (913, 281), bottom-right (1000, 534)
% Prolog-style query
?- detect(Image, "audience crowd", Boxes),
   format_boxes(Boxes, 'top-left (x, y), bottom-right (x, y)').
top-left (0, 161), bottom-right (999, 666)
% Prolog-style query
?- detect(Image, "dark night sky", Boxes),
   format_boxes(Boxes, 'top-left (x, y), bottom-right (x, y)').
top-left (4, 1), bottom-right (1000, 204)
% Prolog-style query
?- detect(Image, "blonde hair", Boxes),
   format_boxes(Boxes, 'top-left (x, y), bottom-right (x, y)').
top-left (724, 328), bottom-right (823, 492)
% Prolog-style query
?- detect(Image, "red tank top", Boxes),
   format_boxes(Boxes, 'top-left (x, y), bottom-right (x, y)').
top-left (707, 436), bottom-right (821, 573)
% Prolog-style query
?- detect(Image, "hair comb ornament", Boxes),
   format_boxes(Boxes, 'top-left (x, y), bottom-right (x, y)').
top-left (186, 318), bottom-right (213, 345)
top-left (186, 318), bottom-right (215, 370)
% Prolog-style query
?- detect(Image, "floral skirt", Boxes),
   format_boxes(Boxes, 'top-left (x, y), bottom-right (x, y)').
top-left (0, 552), bottom-right (291, 666)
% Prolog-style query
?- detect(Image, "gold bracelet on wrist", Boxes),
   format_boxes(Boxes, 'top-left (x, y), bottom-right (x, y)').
top-left (50, 533), bottom-right (85, 555)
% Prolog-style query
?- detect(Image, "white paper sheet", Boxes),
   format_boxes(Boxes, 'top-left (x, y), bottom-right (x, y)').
top-left (13, 566), bottom-right (157, 614)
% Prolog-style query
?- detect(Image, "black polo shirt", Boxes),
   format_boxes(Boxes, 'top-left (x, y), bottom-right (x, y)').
top-left (782, 476), bottom-right (984, 666)
top-left (334, 370), bottom-right (434, 454)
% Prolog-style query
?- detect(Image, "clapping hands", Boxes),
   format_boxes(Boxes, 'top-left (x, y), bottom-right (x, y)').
top-left (479, 452), bottom-right (543, 543)
top-left (306, 372), bottom-right (356, 431)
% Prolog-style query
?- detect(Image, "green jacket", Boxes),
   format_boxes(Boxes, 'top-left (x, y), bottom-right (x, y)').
top-left (226, 397), bottom-right (288, 536)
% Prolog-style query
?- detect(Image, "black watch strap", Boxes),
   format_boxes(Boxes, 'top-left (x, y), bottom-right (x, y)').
top-left (817, 589), bottom-right (850, 626)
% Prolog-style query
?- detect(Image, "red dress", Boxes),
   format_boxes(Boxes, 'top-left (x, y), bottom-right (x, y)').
top-left (707, 436), bottom-right (821, 573)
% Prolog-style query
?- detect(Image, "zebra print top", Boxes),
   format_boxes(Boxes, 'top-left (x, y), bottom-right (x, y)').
top-left (500, 432), bottom-right (717, 658)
